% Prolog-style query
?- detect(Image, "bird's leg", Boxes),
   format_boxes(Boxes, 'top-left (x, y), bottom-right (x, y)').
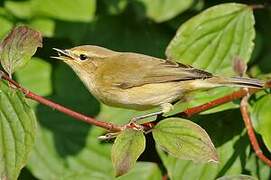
top-left (130, 103), bottom-right (173, 124)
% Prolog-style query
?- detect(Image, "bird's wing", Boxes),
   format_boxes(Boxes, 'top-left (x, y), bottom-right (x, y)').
top-left (96, 53), bottom-right (213, 89)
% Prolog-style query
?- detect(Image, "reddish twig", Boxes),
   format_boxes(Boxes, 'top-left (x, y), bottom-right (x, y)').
top-left (1, 71), bottom-right (122, 132)
top-left (240, 93), bottom-right (271, 167)
top-left (1, 70), bottom-right (265, 132)
top-left (179, 88), bottom-right (259, 117)
top-left (162, 174), bottom-right (168, 180)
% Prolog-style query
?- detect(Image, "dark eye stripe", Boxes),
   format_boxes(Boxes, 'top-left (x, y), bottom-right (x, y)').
top-left (79, 54), bottom-right (88, 60)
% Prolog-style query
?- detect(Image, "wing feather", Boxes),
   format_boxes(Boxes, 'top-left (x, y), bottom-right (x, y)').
top-left (96, 52), bottom-right (213, 89)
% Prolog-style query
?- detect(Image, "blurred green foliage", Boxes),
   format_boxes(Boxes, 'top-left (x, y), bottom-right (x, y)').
top-left (0, 0), bottom-right (271, 179)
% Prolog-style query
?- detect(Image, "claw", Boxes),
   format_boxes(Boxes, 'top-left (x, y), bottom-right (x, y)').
top-left (97, 132), bottom-right (119, 140)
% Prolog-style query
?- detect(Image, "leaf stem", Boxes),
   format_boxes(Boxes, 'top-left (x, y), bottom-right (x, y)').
top-left (240, 92), bottom-right (271, 167)
top-left (0, 71), bottom-right (123, 132)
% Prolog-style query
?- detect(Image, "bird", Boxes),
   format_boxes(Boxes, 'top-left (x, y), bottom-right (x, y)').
top-left (52, 45), bottom-right (264, 123)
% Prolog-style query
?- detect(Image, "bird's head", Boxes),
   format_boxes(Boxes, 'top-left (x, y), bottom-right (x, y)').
top-left (51, 45), bottom-right (119, 74)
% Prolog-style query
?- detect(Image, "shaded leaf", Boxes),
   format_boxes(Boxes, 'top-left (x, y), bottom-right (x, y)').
top-left (153, 118), bottom-right (218, 163)
top-left (0, 26), bottom-right (42, 76)
top-left (74, 15), bottom-right (171, 56)
top-left (166, 3), bottom-right (255, 76)
top-left (251, 94), bottom-right (271, 151)
top-left (0, 81), bottom-right (36, 180)
top-left (112, 129), bottom-right (146, 176)
top-left (100, 0), bottom-right (128, 15)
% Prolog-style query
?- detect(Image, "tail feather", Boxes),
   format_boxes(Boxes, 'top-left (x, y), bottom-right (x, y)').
top-left (206, 76), bottom-right (265, 89)
top-left (212, 76), bottom-right (264, 89)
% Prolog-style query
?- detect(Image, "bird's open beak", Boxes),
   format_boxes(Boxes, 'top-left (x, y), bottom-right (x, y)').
top-left (51, 48), bottom-right (74, 61)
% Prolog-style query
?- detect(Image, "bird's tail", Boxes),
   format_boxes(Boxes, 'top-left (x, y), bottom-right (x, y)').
top-left (208, 76), bottom-right (264, 89)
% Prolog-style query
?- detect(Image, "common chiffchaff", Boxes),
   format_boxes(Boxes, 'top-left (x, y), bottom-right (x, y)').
top-left (52, 45), bottom-right (264, 122)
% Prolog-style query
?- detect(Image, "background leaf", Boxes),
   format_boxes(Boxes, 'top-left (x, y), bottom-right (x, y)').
top-left (112, 129), bottom-right (146, 176)
top-left (5, 0), bottom-right (96, 22)
top-left (0, 26), bottom-right (42, 76)
top-left (61, 162), bottom-right (161, 180)
top-left (165, 3), bottom-right (255, 115)
top-left (0, 81), bottom-right (36, 180)
top-left (250, 94), bottom-right (271, 151)
top-left (15, 57), bottom-right (52, 97)
top-left (133, 0), bottom-right (194, 22)
top-left (153, 118), bottom-right (218, 163)
top-left (0, 16), bottom-right (13, 39)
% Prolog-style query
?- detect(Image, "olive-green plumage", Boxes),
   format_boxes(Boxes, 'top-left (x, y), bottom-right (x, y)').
top-left (52, 45), bottom-right (264, 116)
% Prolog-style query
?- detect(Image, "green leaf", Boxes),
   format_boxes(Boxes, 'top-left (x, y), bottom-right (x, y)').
top-left (61, 162), bottom-right (161, 180)
top-left (33, 0), bottom-right (96, 22)
top-left (0, 26), bottom-right (42, 76)
top-left (251, 94), bottom-right (271, 151)
top-left (245, 152), bottom-right (271, 180)
top-left (112, 129), bottom-right (146, 176)
top-left (134, 0), bottom-right (194, 22)
top-left (157, 110), bottom-right (258, 180)
top-left (4, 1), bottom-right (33, 19)
top-left (4, 1), bottom-right (56, 37)
top-left (29, 18), bottom-right (55, 38)
top-left (118, 162), bottom-right (162, 180)
top-left (5, 0), bottom-right (96, 22)
top-left (0, 17), bottom-right (13, 40)
top-left (0, 81), bottom-right (36, 180)
top-left (166, 3), bottom-right (255, 76)
top-left (15, 57), bottom-right (52, 97)
top-left (165, 3), bottom-right (255, 115)
top-left (153, 118), bottom-right (218, 163)
top-left (216, 174), bottom-right (257, 180)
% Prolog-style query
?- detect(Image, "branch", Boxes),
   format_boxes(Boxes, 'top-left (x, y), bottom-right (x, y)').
top-left (0, 71), bottom-right (122, 132)
top-left (240, 92), bottom-right (271, 167)
top-left (179, 88), bottom-right (259, 118)
top-left (1, 69), bottom-right (270, 136)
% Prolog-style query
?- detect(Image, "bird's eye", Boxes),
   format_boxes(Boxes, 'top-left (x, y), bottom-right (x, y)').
top-left (79, 54), bottom-right (88, 61)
